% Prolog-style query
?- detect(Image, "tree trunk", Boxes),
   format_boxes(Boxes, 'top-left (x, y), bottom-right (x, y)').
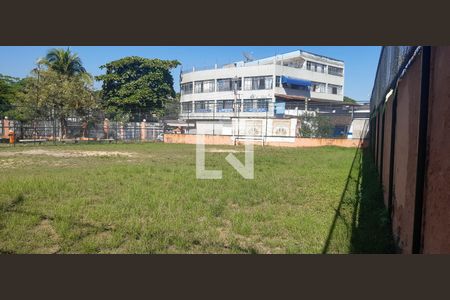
top-left (59, 116), bottom-right (67, 140)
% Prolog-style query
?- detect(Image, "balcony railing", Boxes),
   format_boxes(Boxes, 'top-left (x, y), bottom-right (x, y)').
top-left (243, 108), bottom-right (268, 113)
top-left (216, 108), bottom-right (234, 113)
top-left (194, 109), bottom-right (213, 113)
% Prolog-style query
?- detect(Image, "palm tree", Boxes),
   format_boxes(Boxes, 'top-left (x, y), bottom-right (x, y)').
top-left (40, 48), bottom-right (93, 139)
top-left (42, 48), bottom-right (87, 77)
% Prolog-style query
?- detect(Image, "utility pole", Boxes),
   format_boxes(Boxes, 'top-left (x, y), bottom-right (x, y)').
top-left (212, 100), bottom-right (215, 135)
top-left (187, 108), bottom-right (190, 134)
top-left (233, 76), bottom-right (240, 144)
top-left (264, 100), bottom-right (268, 146)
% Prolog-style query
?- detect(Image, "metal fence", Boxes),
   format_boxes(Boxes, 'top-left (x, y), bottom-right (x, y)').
top-left (370, 46), bottom-right (418, 111)
top-left (177, 100), bottom-right (370, 139)
top-left (0, 107), bottom-right (164, 145)
top-left (1, 99), bottom-right (371, 145)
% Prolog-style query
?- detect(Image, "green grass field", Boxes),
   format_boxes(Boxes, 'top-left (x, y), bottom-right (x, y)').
top-left (0, 143), bottom-right (393, 254)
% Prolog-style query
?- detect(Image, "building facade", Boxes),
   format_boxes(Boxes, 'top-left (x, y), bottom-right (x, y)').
top-left (179, 50), bottom-right (345, 138)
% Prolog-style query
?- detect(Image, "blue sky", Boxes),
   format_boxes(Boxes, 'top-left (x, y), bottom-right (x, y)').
top-left (0, 46), bottom-right (380, 101)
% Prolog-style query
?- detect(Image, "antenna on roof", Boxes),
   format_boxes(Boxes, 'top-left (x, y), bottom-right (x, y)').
top-left (242, 52), bottom-right (254, 62)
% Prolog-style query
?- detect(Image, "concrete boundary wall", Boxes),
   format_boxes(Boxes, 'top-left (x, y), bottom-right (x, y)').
top-left (371, 46), bottom-right (450, 253)
top-left (164, 133), bottom-right (365, 148)
top-left (381, 94), bottom-right (393, 208)
top-left (391, 51), bottom-right (421, 253)
top-left (421, 47), bottom-right (450, 253)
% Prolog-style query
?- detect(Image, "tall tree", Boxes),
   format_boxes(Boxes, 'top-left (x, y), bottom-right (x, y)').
top-left (96, 56), bottom-right (180, 121)
top-left (16, 69), bottom-right (97, 138)
top-left (41, 48), bottom-right (93, 85)
top-left (13, 48), bottom-right (96, 138)
top-left (0, 74), bottom-right (22, 116)
top-left (162, 92), bottom-right (180, 119)
top-left (42, 48), bottom-right (86, 76)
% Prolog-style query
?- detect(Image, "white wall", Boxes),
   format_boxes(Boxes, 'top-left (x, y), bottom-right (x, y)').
top-left (231, 118), bottom-right (297, 138)
top-left (195, 118), bottom-right (298, 139)
top-left (181, 66), bottom-right (343, 103)
top-left (347, 118), bottom-right (369, 139)
top-left (180, 52), bottom-right (345, 120)
top-left (196, 120), bottom-right (232, 135)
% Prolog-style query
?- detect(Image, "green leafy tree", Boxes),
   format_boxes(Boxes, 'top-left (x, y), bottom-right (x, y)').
top-left (0, 74), bottom-right (23, 117)
top-left (96, 57), bottom-right (180, 121)
top-left (16, 69), bottom-right (97, 138)
top-left (42, 48), bottom-right (92, 83)
top-left (162, 92), bottom-right (180, 119)
top-left (299, 114), bottom-right (332, 138)
top-left (12, 48), bottom-right (97, 138)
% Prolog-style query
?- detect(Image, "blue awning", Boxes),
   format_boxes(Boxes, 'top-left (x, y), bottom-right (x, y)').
top-left (281, 76), bottom-right (311, 87)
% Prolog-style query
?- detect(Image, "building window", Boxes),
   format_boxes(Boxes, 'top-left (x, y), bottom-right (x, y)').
top-left (243, 99), bottom-right (253, 112)
top-left (306, 61), bottom-right (326, 73)
top-left (207, 100), bottom-right (215, 111)
top-left (216, 100), bottom-right (235, 112)
top-left (285, 101), bottom-right (305, 110)
top-left (235, 99), bottom-right (242, 112)
top-left (194, 80), bottom-right (215, 93)
top-left (311, 81), bottom-right (326, 93)
top-left (282, 60), bottom-right (304, 68)
top-left (194, 100), bottom-right (214, 113)
top-left (275, 76), bottom-right (281, 87)
top-left (327, 84), bottom-right (342, 95)
top-left (328, 66), bottom-right (343, 76)
top-left (194, 101), bottom-right (205, 112)
top-left (257, 99), bottom-right (269, 111)
top-left (217, 78), bottom-right (242, 92)
top-left (244, 76), bottom-right (273, 90)
top-left (181, 102), bottom-right (192, 113)
top-left (243, 99), bottom-right (269, 112)
top-left (181, 82), bottom-right (193, 95)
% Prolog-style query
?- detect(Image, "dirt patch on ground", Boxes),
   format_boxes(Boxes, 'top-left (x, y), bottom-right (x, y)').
top-left (0, 149), bottom-right (136, 158)
top-left (31, 219), bottom-right (61, 254)
top-left (216, 219), bottom-right (273, 254)
top-left (0, 158), bottom-right (16, 168)
top-left (207, 148), bottom-right (243, 153)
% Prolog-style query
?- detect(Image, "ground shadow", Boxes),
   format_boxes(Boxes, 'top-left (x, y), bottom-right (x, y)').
top-left (322, 147), bottom-right (395, 253)
top-left (0, 194), bottom-right (117, 254)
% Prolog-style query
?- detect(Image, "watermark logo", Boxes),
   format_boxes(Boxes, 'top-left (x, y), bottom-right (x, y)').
top-left (196, 135), bottom-right (254, 179)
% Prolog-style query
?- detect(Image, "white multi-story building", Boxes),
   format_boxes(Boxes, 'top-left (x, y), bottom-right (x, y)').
top-left (179, 50), bottom-right (344, 138)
